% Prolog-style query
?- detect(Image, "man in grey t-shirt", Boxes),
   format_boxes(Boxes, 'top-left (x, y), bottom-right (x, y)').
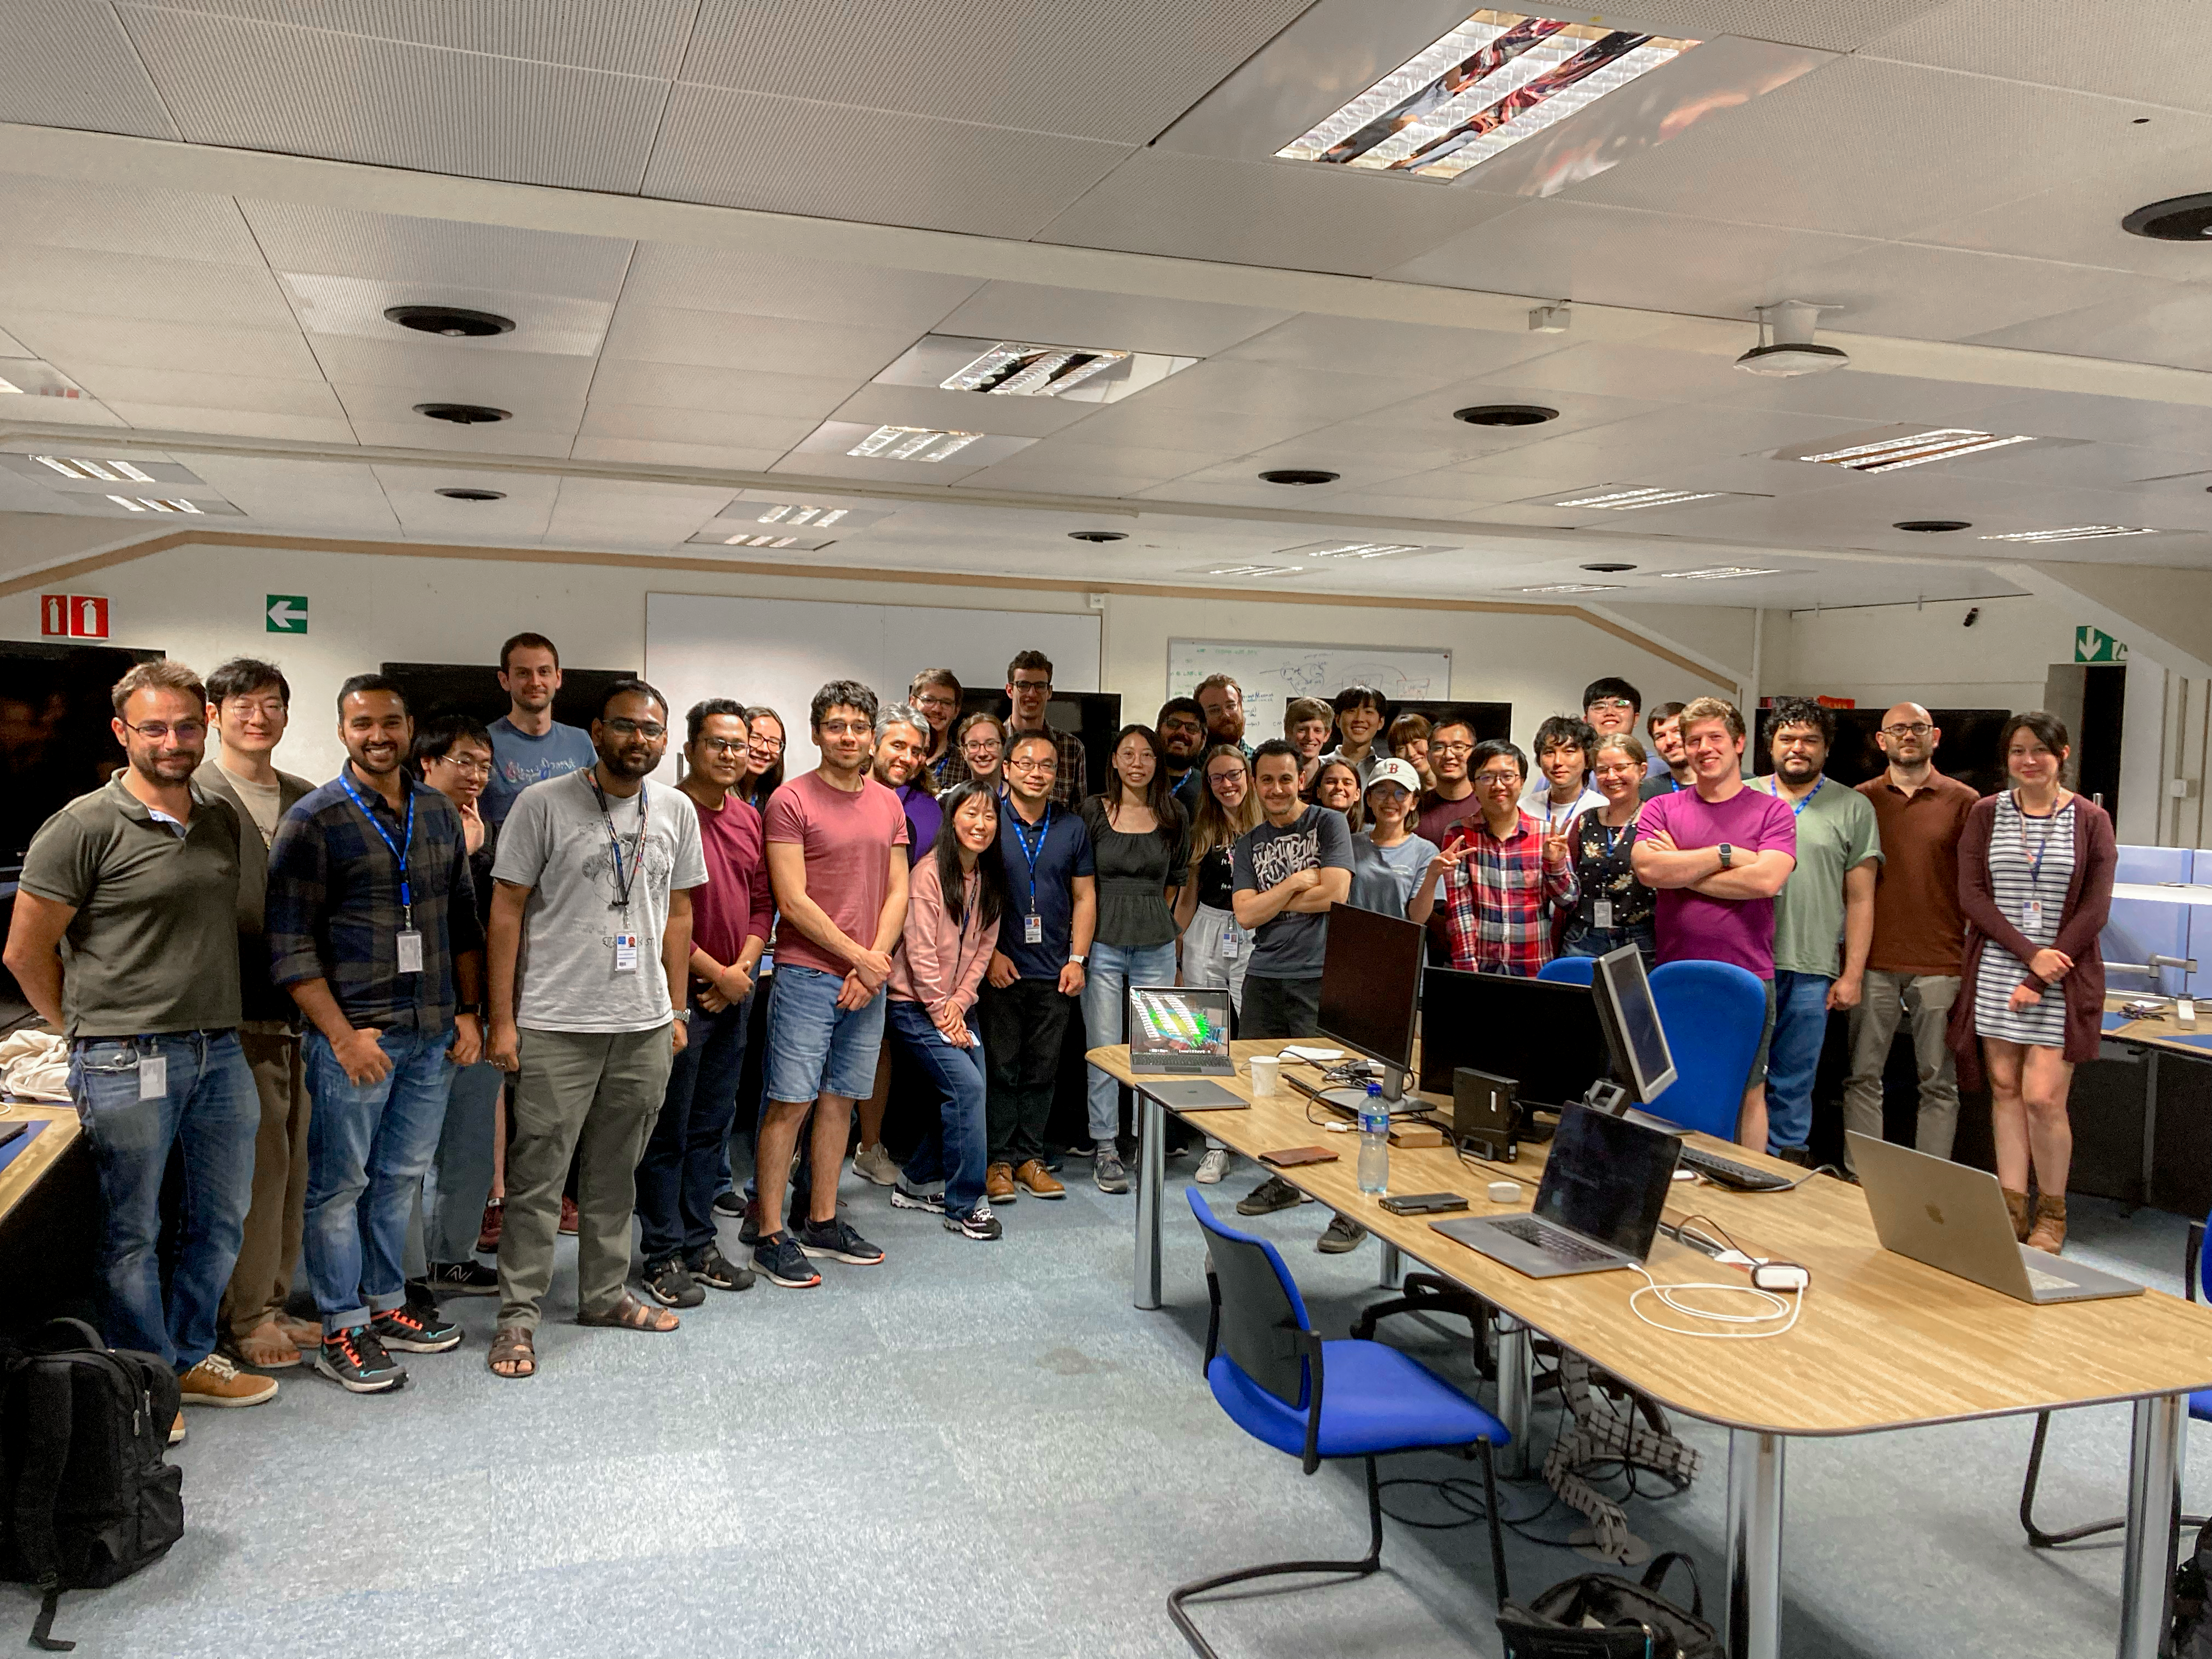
top-left (1230, 739), bottom-right (1354, 1036)
top-left (485, 680), bottom-right (707, 1376)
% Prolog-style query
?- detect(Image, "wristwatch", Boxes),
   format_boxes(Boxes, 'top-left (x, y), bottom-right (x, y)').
top-left (672, 1008), bottom-right (692, 1024)
top-left (1069, 953), bottom-right (1087, 967)
top-left (1717, 843), bottom-right (1735, 870)
top-left (455, 1002), bottom-right (484, 1017)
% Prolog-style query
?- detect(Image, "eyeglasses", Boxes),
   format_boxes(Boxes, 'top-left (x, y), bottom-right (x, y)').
top-left (913, 693), bottom-right (958, 713)
top-left (1881, 723), bottom-right (1934, 738)
top-left (818, 720), bottom-right (870, 737)
top-left (1007, 757), bottom-right (1057, 773)
top-left (1431, 741), bottom-right (1475, 758)
top-left (1472, 769), bottom-right (1522, 787)
top-left (431, 755), bottom-right (494, 777)
top-left (748, 733), bottom-right (785, 754)
top-left (219, 697), bottom-right (287, 719)
top-left (119, 719), bottom-right (205, 742)
top-left (603, 718), bottom-right (666, 740)
top-left (697, 737), bottom-right (748, 757)
top-left (963, 740), bottom-right (1003, 756)
top-left (1010, 677), bottom-right (1053, 693)
top-left (1587, 697), bottom-right (1635, 711)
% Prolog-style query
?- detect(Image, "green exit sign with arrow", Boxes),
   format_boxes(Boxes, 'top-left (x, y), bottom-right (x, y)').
top-left (265, 595), bottom-right (308, 634)
top-left (2074, 625), bottom-right (2127, 664)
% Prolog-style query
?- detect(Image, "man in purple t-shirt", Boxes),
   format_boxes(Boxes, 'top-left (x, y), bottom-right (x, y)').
top-left (1631, 696), bottom-right (1797, 1149)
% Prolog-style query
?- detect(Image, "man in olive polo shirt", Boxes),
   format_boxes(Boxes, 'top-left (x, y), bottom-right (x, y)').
top-left (3, 660), bottom-right (276, 1431)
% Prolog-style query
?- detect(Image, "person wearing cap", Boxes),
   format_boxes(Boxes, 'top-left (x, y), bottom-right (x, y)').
top-left (1345, 757), bottom-right (1438, 918)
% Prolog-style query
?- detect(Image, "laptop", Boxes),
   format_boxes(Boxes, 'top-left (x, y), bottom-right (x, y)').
top-left (1849, 1133), bottom-right (2143, 1305)
top-left (1127, 985), bottom-right (1244, 1110)
top-left (1432, 1104), bottom-right (1680, 1278)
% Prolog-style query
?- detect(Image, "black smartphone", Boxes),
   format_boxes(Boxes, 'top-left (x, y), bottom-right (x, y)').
top-left (1378, 1192), bottom-right (1470, 1216)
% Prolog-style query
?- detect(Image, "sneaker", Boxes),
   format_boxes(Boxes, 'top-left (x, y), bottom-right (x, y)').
top-left (984, 1163), bottom-right (1017, 1204)
top-left (423, 1259), bottom-right (499, 1296)
top-left (686, 1244), bottom-right (755, 1292)
top-left (752, 1232), bottom-right (821, 1289)
top-left (476, 1200), bottom-right (503, 1253)
top-left (737, 1195), bottom-right (761, 1246)
top-left (1237, 1174), bottom-right (1309, 1216)
top-left (558, 1195), bottom-right (579, 1236)
top-left (1094, 1148), bottom-right (1130, 1194)
top-left (312, 1326), bottom-right (405, 1393)
top-left (1013, 1159), bottom-right (1065, 1200)
top-left (797, 1216), bottom-right (885, 1266)
top-left (945, 1203), bottom-right (1004, 1241)
top-left (712, 1189), bottom-right (747, 1219)
top-left (644, 1258), bottom-right (705, 1308)
top-left (169, 1410), bottom-right (186, 1447)
top-left (1196, 1148), bottom-right (1231, 1185)
top-left (890, 1182), bottom-right (946, 1215)
top-left (368, 1305), bottom-right (462, 1353)
top-left (1317, 1214), bottom-right (1369, 1254)
top-left (853, 1142), bottom-right (900, 1187)
top-left (178, 1352), bottom-right (280, 1409)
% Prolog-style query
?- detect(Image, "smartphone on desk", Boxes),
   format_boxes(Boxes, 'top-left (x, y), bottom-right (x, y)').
top-left (1379, 1192), bottom-right (1470, 1216)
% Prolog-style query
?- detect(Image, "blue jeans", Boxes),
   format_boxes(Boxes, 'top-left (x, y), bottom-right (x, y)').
top-left (303, 1026), bottom-right (456, 1334)
top-left (637, 994), bottom-right (751, 1265)
top-left (765, 964), bottom-right (887, 1104)
top-left (1764, 969), bottom-right (1833, 1152)
top-left (405, 1059), bottom-right (504, 1272)
top-left (1080, 939), bottom-right (1180, 1143)
top-left (69, 1030), bottom-right (258, 1372)
top-left (887, 999), bottom-right (989, 1218)
top-left (1562, 921), bottom-right (1656, 964)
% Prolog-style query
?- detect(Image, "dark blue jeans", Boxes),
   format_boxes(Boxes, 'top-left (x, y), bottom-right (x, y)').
top-left (1561, 921), bottom-right (1657, 963)
top-left (887, 999), bottom-right (989, 1219)
top-left (1765, 969), bottom-right (1833, 1153)
top-left (637, 994), bottom-right (751, 1265)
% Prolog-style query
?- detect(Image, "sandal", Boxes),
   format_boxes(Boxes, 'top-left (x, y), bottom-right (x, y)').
top-left (234, 1321), bottom-right (302, 1369)
top-left (488, 1324), bottom-right (537, 1379)
top-left (577, 1293), bottom-right (679, 1333)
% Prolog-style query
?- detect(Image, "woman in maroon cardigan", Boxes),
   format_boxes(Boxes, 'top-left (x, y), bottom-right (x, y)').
top-left (1946, 713), bottom-right (2116, 1254)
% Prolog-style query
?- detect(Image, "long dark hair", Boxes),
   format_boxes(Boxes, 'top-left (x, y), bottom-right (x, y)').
top-left (1999, 710), bottom-right (2072, 786)
top-left (1094, 723), bottom-right (1181, 827)
top-left (935, 780), bottom-right (1008, 931)
top-left (736, 705), bottom-right (785, 806)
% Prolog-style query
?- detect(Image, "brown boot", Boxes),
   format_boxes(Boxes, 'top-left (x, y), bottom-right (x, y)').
top-left (2025, 1194), bottom-right (2067, 1254)
top-left (2002, 1187), bottom-right (2033, 1242)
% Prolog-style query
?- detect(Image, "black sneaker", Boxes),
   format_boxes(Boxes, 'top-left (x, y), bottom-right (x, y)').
top-left (424, 1259), bottom-right (498, 1296)
top-left (686, 1245), bottom-right (755, 1293)
top-left (737, 1196), bottom-right (761, 1247)
top-left (1237, 1174), bottom-right (1309, 1216)
top-left (797, 1216), bottom-right (885, 1266)
top-left (644, 1258), bottom-right (705, 1308)
top-left (945, 1203), bottom-right (1003, 1242)
top-left (712, 1189), bottom-right (746, 1219)
top-left (1316, 1213), bottom-right (1368, 1254)
top-left (1094, 1147), bottom-right (1130, 1194)
top-left (889, 1182), bottom-right (945, 1215)
top-left (752, 1232), bottom-right (821, 1289)
top-left (368, 1305), bottom-right (461, 1353)
top-left (313, 1325), bottom-right (405, 1393)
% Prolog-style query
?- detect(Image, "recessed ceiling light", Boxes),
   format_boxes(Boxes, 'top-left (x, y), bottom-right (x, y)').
top-left (1521, 582), bottom-right (1623, 594)
top-left (1193, 563), bottom-right (1305, 578)
top-left (1894, 520), bottom-right (1970, 533)
top-left (104, 495), bottom-right (201, 514)
top-left (385, 304), bottom-right (516, 338)
top-left (1069, 530), bottom-right (1128, 543)
top-left (1258, 469), bottom-right (1339, 486)
top-left (1798, 429), bottom-right (2036, 472)
top-left (436, 487), bottom-right (507, 502)
top-left (1276, 540), bottom-right (1439, 561)
top-left (2122, 193), bottom-right (2212, 241)
top-left (848, 426), bottom-right (981, 462)
top-left (1551, 486), bottom-right (1725, 511)
top-left (1277, 9), bottom-right (1699, 181)
top-left (1978, 525), bottom-right (2157, 544)
top-left (720, 534), bottom-right (799, 548)
top-left (35, 455), bottom-right (157, 483)
top-left (1580, 561), bottom-right (1637, 572)
top-left (1658, 566), bottom-right (1782, 581)
top-left (1454, 404), bottom-right (1557, 426)
top-left (757, 504), bottom-right (850, 527)
top-left (940, 341), bottom-right (1131, 397)
top-left (415, 403), bottom-right (511, 425)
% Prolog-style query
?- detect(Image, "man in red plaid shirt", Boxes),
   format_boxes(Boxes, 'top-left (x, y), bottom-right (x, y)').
top-left (1410, 737), bottom-right (1575, 975)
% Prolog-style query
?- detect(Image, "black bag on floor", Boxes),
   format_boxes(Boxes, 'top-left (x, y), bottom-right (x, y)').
top-left (0, 1318), bottom-right (183, 1651)
top-left (1497, 1551), bottom-right (1721, 1659)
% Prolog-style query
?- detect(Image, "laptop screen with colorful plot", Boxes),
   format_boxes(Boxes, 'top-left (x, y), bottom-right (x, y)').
top-left (1127, 987), bottom-right (1235, 1075)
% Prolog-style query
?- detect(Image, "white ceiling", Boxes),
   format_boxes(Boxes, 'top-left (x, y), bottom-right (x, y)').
top-left (0, 0), bottom-right (2206, 619)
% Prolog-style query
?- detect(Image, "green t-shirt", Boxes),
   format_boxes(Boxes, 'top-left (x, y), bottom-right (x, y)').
top-left (18, 775), bottom-right (244, 1039)
top-left (1752, 776), bottom-right (1882, 979)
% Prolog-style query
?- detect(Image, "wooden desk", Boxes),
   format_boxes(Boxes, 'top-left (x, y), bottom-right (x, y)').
top-left (0, 1104), bottom-right (77, 1226)
top-left (2102, 993), bottom-right (2212, 1211)
top-left (1096, 1038), bottom-right (2212, 1659)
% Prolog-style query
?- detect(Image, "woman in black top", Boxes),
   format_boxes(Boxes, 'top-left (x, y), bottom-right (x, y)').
top-left (1556, 734), bottom-right (1655, 963)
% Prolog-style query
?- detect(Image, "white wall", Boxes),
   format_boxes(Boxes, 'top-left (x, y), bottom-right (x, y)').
top-left (1774, 594), bottom-right (2076, 714)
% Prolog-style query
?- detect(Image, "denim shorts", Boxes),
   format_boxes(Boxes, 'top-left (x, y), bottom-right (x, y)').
top-left (764, 964), bottom-right (888, 1104)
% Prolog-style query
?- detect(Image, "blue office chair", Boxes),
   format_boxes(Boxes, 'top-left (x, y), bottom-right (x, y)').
top-left (1174, 1190), bottom-right (1511, 1658)
top-left (1537, 956), bottom-right (1596, 986)
top-left (1643, 960), bottom-right (1765, 1142)
top-left (2019, 1203), bottom-right (2212, 1546)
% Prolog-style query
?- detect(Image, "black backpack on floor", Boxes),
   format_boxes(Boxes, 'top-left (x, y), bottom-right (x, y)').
top-left (1498, 1552), bottom-right (1722, 1659)
top-left (0, 1318), bottom-right (183, 1651)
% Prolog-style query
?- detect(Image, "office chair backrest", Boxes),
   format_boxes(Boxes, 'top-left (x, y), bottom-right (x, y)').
top-left (1645, 958), bottom-right (1765, 1142)
top-left (1537, 956), bottom-right (1596, 986)
top-left (1187, 1189), bottom-right (1315, 1410)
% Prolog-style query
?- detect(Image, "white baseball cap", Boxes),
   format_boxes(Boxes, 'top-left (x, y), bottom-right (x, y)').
top-left (1366, 758), bottom-right (1422, 795)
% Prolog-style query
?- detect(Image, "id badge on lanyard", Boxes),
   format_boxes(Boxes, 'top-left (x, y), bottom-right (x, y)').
top-left (613, 933), bottom-right (640, 973)
top-left (1592, 899), bottom-right (1615, 930)
top-left (397, 929), bottom-right (425, 974)
top-left (1221, 924), bottom-right (1240, 957)
top-left (2022, 899), bottom-right (2045, 934)
top-left (1024, 914), bottom-right (1043, 945)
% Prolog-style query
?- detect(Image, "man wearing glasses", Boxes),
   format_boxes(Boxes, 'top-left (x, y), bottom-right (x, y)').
top-left (1842, 703), bottom-right (1978, 1172)
top-left (1004, 650), bottom-right (1085, 808)
top-left (1408, 740), bottom-right (1573, 977)
top-left (907, 668), bottom-right (964, 788)
top-left (1156, 696), bottom-right (1209, 814)
top-left (1414, 714), bottom-right (1486, 845)
top-left (7, 661), bottom-right (273, 1436)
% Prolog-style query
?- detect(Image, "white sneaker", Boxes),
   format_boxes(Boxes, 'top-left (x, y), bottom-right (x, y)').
top-left (1195, 1148), bottom-right (1231, 1185)
top-left (852, 1142), bottom-right (900, 1188)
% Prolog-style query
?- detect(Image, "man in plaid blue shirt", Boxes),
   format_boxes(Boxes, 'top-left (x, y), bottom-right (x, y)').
top-left (268, 674), bottom-right (484, 1395)
top-left (1410, 738), bottom-right (1575, 977)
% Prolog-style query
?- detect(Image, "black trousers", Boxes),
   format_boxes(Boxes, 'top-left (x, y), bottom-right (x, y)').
top-left (1241, 973), bottom-right (1322, 1040)
top-left (979, 978), bottom-right (1074, 1164)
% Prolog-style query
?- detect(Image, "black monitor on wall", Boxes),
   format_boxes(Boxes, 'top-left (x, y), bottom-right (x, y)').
top-left (381, 662), bottom-right (638, 732)
top-left (1752, 705), bottom-right (2009, 794)
top-left (1317, 903), bottom-right (1425, 1103)
top-left (0, 639), bottom-right (164, 871)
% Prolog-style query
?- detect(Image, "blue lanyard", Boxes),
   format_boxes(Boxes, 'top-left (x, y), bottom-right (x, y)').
top-left (1781, 776), bottom-right (1824, 819)
top-left (338, 768), bottom-right (415, 924)
top-left (1007, 804), bottom-right (1052, 916)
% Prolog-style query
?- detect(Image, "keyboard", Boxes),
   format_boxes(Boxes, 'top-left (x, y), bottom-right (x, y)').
top-left (1492, 1215), bottom-right (1613, 1266)
top-left (1678, 1146), bottom-right (1796, 1193)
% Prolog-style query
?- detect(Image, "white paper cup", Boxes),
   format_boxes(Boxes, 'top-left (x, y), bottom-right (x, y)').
top-left (1248, 1055), bottom-right (1282, 1097)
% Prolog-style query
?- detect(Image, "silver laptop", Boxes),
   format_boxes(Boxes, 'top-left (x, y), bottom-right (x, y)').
top-left (1127, 986), bottom-right (1244, 1110)
top-left (1433, 1104), bottom-right (1679, 1279)
top-left (1848, 1133), bottom-right (2143, 1305)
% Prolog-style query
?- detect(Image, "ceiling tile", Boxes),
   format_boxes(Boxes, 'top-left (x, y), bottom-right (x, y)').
top-left (0, 174), bottom-right (264, 266)
top-left (1109, 359), bottom-right (1408, 422)
top-left (311, 335), bottom-right (597, 407)
top-left (1777, 242), bottom-right (2188, 343)
top-left (934, 283), bottom-right (1289, 361)
top-left (0, 244), bottom-right (298, 330)
top-left (1215, 316), bottom-right (1569, 386)
top-left (620, 243), bottom-right (980, 332)
top-left (1048, 400), bottom-right (1332, 458)
top-left (1, 311), bottom-right (328, 379)
top-left (279, 273), bottom-right (613, 357)
top-left (138, 0), bottom-right (701, 77)
top-left (1965, 287), bottom-right (2212, 374)
top-left (1966, 392), bottom-right (2212, 456)
top-left (242, 201), bottom-right (638, 302)
top-left (346, 417), bottom-right (574, 456)
top-left (826, 383), bottom-right (1097, 441)
top-left (601, 304), bottom-right (915, 381)
top-left (583, 359), bottom-right (858, 422)
top-left (574, 403), bottom-right (815, 450)
top-left (0, 0), bottom-right (181, 137)
top-left (1645, 0), bottom-right (1953, 50)
top-left (62, 364), bottom-right (349, 418)
top-left (1487, 344), bottom-right (1750, 405)
top-left (1697, 366), bottom-right (2022, 426)
top-left (1905, 135), bottom-right (2212, 282)
top-left (567, 437), bottom-right (787, 474)
top-left (766, 450), bottom-right (995, 487)
top-left (1867, 0), bottom-right (2212, 114)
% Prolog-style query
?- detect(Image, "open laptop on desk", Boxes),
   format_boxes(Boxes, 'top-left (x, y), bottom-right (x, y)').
top-left (1849, 1133), bottom-right (2143, 1304)
top-left (1126, 986), bottom-right (1242, 1109)
top-left (1432, 1104), bottom-right (1679, 1278)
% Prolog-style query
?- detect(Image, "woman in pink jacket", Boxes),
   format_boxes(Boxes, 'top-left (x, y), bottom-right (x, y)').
top-left (885, 781), bottom-right (1008, 1239)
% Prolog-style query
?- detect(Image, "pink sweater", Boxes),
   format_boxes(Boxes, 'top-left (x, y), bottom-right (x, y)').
top-left (888, 856), bottom-right (998, 1016)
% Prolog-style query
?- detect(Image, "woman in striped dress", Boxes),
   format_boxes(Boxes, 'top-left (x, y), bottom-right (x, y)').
top-left (1949, 712), bottom-right (2117, 1253)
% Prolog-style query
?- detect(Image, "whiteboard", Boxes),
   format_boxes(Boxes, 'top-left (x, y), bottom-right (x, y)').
top-left (645, 592), bottom-right (1099, 778)
top-left (1167, 638), bottom-right (1452, 741)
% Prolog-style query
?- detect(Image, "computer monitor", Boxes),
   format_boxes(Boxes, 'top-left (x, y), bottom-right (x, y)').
top-left (1590, 945), bottom-right (1677, 1104)
top-left (1317, 902), bottom-right (1425, 1103)
top-left (1416, 969), bottom-right (1607, 1109)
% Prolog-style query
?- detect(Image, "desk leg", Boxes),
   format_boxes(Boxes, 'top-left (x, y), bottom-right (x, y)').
top-left (1495, 1319), bottom-right (1532, 1478)
top-left (2118, 1393), bottom-right (2183, 1659)
top-left (2135, 1051), bottom-right (2161, 1214)
top-left (1133, 1093), bottom-right (1164, 1311)
top-left (1726, 1429), bottom-right (1786, 1659)
top-left (1378, 1242), bottom-right (1403, 1289)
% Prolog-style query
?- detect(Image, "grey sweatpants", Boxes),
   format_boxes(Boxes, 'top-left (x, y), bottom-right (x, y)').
top-left (1841, 970), bottom-right (1961, 1170)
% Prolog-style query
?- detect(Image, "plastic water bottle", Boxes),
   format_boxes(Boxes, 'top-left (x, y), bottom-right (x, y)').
top-left (1358, 1084), bottom-right (1390, 1195)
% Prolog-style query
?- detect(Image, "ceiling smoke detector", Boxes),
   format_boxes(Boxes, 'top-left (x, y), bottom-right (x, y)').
top-left (2122, 193), bottom-right (2212, 241)
top-left (386, 305), bottom-right (516, 338)
top-left (436, 487), bottom-right (507, 501)
top-left (414, 403), bottom-right (511, 425)
top-left (1581, 562), bottom-right (1637, 572)
top-left (1894, 520), bottom-right (1970, 533)
top-left (1736, 301), bottom-right (1848, 377)
top-left (1454, 404), bottom-right (1558, 427)
top-left (1069, 530), bottom-right (1128, 543)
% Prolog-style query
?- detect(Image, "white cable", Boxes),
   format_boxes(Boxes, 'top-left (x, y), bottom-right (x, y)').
top-left (1627, 1264), bottom-right (1805, 1341)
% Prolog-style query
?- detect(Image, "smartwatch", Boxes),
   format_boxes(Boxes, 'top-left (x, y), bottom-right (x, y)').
top-left (455, 1002), bottom-right (484, 1017)
top-left (1069, 953), bottom-right (1088, 967)
top-left (1717, 843), bottom-right (1735, 870)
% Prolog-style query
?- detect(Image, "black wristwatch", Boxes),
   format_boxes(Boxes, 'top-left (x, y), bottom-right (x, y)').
top-left (455, 1002), bottom-right (484, 1017)
top-left (1716, 843), bottom-right (1735, 870)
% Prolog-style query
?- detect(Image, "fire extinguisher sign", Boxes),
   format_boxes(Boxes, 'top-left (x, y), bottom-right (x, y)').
top-left (40, 594), bottom-right (109, 639)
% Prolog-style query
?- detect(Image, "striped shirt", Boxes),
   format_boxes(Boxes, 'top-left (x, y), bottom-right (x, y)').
top-left (1972, 793), bottom-right (2075, 1047)
top-left (1437, 808), bottom-right (1576, 977)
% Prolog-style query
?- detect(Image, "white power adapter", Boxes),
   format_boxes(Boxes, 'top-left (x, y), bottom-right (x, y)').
top-left (1751, 1262), bottom-right (1810, 1293)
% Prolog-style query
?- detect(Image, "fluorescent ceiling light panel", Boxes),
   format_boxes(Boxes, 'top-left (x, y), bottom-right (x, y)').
top-left (848, 426), bottom-right (983, 462)
top-left (1548, 486), bottom-right (1731, 511)
top-left (1276, 9), bottom-right (1697, 181)
top-left (872, 335), bottom-right (1198, 405)
top-left (684, 529), bottom-right (842, 552)
top-left (1186, 563), bottom-right (1306, 579)
top-left (1798, 428), bottom-right (2038, 473)
top-left (0, 453), bottom-right (204, 491)
top-left (0, 359), bottom-right (88, 399)
top-left (1521, 582), bottom-right (1623, 593)
top-left (1658, 566), bottom-right (1781, 580)
top-left (1978, 525), bottom-right (2157, 544)
top-left (791, 421), bottom-right (1036, 469)
top-left (712, 500), bottom-right (890, 535)
top-left (941, 342), bottom-right (1128, 397)
top-left (40, 455), bottom-right (156, 482)
top-left (105, 494), bottom-right (200, 514)
top-left (1274, 540), bottom-right (1446, 562)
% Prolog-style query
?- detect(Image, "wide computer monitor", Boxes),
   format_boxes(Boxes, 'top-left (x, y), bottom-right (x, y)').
top-left (1316, 902), bottom-right (1425, 1103)
top-left (1417, 969), bottom-right (1607, 1109)
top-left (1590, 945), bottom-right (1677, 1104)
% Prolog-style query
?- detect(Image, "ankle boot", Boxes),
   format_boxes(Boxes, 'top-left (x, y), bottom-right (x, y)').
top-left (2025, 1194), bottom-right (2067, 1254)
top-left (2002, 1187), bottom-right (2033, 1242)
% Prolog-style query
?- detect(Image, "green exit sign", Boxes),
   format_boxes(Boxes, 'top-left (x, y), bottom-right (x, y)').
top-left (2074, 625), bottom-right (2127, 664)
top-left (265, 595), bottom-right (308, 634)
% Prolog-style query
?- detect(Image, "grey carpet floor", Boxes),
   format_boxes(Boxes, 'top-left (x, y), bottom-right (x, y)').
top-left (5, 1164), bottom-right (2203, 1658)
